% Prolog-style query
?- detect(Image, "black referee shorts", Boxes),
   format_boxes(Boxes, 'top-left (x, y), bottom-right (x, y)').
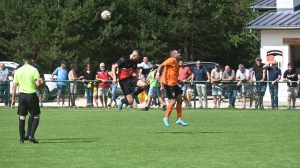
top-left (17, 93), bottom-right (41, 116)
top-left (164, 85), bottom-right (182, 99)
top-left (119, 76), bottom-right (139, 96)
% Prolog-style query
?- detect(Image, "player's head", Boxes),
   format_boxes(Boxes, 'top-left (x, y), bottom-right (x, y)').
top-left (100, 62), bottom-right (105, 70)
top-left (170, 50), bottom-right (180, 59)
top-left (288, 63), bottom-right (293, 71)
top-left (238, 64), bottom-right (245, 72)
top-left (131, 49), bottom-right (142, 61)
top-left (255, 57), bottom-right (262, 66)
top-left (23, 52), bottom-right (33, 63)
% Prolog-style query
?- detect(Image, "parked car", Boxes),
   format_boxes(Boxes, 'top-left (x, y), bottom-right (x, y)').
top-left (0, 61), bottom-right (57, 102)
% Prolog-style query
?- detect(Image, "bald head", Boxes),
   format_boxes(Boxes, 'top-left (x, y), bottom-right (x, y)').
top-left (225, 65), bottom-right (231, 73)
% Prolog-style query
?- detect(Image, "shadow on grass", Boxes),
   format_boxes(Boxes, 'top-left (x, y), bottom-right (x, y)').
top-left (41, 138), bottom-right (96, 144)
top-left (154, 131), bottom-right (223, 134)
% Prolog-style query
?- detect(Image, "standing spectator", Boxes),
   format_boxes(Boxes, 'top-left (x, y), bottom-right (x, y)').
top-left (191, 60), bottom-right (211, 108)
top-left (178, 60), bottom-right (192, 108)
top-left (82, 63), bottom-right (95, 107)
top-left (68, 64), bottom-right (83, 107)
top-left (51, 60), bottom-right (68, 106)
top-left (236, 64), bottom-right (251, 109)
top-left (283, 63), bottom-right (300, 109)
top-left (222, 65), bottom-right (236, 108)
top-left (0, 63), bottom-right (9, 106)
top-left (267, 60), bottom-right (281, 109)
top-left (141, 61), bottom-right (167, 111)
top-left (109, 63), bottom-right (118, 108)
top-left (156, 49), bottom-right (187, 127)
top-left (96, 63), bottom-right (112, 108)
top-left (211, 63), bottom-right (223, 108)
top-left (250, 57), bottom-right (267, 108)
top-left (138, 56), bottom-right (151, 82)
top-left (11, 52), bottom-right (41, 144)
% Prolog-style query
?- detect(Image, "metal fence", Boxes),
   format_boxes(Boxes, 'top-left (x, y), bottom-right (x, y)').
top-left (0, 80), bottom-right (299, 109)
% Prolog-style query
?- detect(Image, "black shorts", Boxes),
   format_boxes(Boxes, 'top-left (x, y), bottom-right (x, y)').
top-left (17, 93), bottom-right (41, 116)
top-left (164, 85), bottom-right (182, 99)
top-left (119, 76), bottom-right (139, 96)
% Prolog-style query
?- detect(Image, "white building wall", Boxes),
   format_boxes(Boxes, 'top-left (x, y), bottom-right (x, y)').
top-left (260, 30), bottom-right (300, 102)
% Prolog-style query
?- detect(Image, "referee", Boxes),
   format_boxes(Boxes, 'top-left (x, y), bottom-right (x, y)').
top-left (12, 52), bottom-right (41, 144)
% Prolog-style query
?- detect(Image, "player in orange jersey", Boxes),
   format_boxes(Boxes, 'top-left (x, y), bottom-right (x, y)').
top-left (156, 50), bottom-right (188, 127)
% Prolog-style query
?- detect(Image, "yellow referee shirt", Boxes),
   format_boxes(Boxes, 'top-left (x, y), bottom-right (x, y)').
top-left (13, 64), bottom-right (40, 94)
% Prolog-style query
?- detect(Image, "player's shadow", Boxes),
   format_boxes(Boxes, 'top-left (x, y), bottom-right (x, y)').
top-left (155, 131), bottom-right (223, 134)
top-left (41, 138), bottom-right (96, 144)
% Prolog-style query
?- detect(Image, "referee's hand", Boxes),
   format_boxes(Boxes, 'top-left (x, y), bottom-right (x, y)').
top-left (11, 101), bottom-right (15, 109)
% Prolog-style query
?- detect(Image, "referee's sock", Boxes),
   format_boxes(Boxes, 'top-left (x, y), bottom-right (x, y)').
top-left (26, 116), bottom-right (34, 135)
top-left (19, 118), bottom-right (25, 141)
top-left (30, 118), bottom-right (40, 138)
top-left (134, 88), bottom-right (144, 96)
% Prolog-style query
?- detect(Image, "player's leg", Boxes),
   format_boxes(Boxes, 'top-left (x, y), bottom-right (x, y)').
top-left (132, 78), bottom-right (148, 104)
top-left (118, 78), bottom-right (133, 110)
top-left (162, 85), bottom-right (177, 127)
top-left (174, 86), bottom-right (187, 126)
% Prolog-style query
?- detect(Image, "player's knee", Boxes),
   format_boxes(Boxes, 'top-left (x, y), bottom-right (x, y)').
top-left (127, 99), bottom-right (134, 104)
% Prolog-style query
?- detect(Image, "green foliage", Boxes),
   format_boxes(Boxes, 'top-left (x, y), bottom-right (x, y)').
top-left (0, 0), bottom-right (259, 73)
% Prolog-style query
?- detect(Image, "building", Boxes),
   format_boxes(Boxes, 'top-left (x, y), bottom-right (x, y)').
top-left (248, 0), bottom-right (300, 102)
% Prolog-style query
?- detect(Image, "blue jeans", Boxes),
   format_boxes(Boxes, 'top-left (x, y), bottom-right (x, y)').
top-left (227, 89), bottom-right (237, 106)
top-left (110, 84), bottom-right (117, 103)
top-left (269, 84), bottom-right (278, 108)
top-left (84, 84), bottom-right (93, 105)
top-left (0, 84), bottom-right (9, 106)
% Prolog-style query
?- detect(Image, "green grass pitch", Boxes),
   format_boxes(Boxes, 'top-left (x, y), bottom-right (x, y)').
top-left (0, 107), bottom-right (299, 168)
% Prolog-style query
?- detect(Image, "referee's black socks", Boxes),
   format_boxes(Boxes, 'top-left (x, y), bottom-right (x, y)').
top-left (19, 118), bottom-right (25, 141)
top-left (27, 116), bottom-right (34, 135)
top-left (30, 118), bottom-right (39, 138)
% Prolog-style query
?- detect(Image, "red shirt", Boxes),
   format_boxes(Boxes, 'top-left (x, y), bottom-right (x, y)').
top-left (97, 70), bottom-right (110, 88)
top-left (179, 66), bottom-right (191, 81)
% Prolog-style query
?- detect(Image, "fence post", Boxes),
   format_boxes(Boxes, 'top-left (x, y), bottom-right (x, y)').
top-left (68, 80), bottom-right (70, 107)
top-left (193, 81), bottom-right (196, 109)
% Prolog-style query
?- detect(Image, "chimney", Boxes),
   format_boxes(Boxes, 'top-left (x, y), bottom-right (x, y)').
top-left (276, 0), bottom-right (300, 11)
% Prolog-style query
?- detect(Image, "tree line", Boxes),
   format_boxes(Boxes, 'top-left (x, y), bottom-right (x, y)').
top-left (0, 0), bottom-right (259, 74)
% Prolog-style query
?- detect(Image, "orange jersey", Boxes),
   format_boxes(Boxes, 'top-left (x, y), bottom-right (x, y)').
top-left (161, 58), bottom-right (179, 86)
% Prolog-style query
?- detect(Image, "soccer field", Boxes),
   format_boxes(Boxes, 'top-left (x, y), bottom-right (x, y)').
top-left (0, 107), bottom-right (299, 168)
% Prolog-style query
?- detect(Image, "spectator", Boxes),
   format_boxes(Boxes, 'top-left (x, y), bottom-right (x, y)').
top-left (82, 63), bottom-right (95, 107)
top-left (138, 56), bottom-right (151, 82)
top-left (211, 63), bottom-right (223, 108)
top-left (51, 60), bottom-right (68, 106)
top-left (0, 63), bottom-right (9, 106)
top-left (250, 57), bottom-right (267, 109)
top-left (96, 63), bottom-right (112, 108)
top-left (222, 65), bottom-right (236, 108)
top-left (266, 60), bottom-right (281, 110)
top-left (283, 63), bottom-right (300, 110)
top-left (178, 60), bottom-right (192, 108)
top-left (109, 63), bottom-right (118, 108)
top-left (68, 64), bottom-right (83, 107)
top-left (236, 64), bottom-right (251, 109)
top-left (191, 60), bottom-right (211, 108)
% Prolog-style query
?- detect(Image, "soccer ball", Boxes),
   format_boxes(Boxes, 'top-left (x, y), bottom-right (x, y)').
top-left (101, 10), bottom-right (111, 20)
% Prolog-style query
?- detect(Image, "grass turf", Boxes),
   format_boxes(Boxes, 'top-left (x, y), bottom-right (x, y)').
top-left (0, 107), bottom-right (299, 168)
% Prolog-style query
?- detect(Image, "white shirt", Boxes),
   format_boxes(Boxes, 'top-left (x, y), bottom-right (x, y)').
top-left (236, 69), bottom-right (250, 79)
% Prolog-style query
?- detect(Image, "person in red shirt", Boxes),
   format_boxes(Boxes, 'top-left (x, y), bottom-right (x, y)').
top-left (111, 49), bottom-right (148, 110)
top-left (178, 60), bottom-right (192, 108)
top-left (96, 63), bottom-right (112, 108)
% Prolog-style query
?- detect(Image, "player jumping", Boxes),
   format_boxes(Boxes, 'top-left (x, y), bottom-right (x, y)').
top-left (156, 50), bottom-right (188, 127)
top-left (111, 49), bottom-right (148, 110)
